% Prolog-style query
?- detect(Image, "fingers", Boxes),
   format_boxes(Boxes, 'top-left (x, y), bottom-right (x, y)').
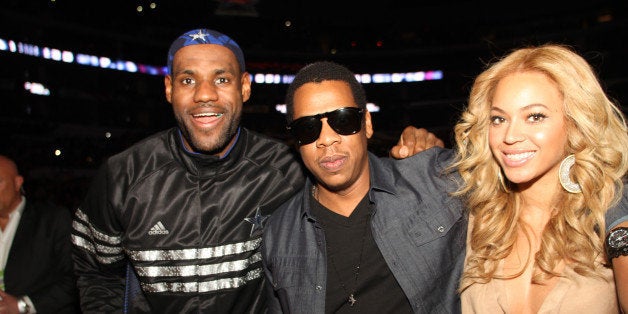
top-left (422, 132), bottom-right (445, 149)
top-left (389, 145), bottom-right (409, 159)
top-left (390, 126), bottom-right (444, 159)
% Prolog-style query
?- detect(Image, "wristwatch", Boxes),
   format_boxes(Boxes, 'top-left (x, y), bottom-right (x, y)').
top-left (17, 296), bottom-right (30, 314)
top-left (606, 227), bottom-right (628, 262)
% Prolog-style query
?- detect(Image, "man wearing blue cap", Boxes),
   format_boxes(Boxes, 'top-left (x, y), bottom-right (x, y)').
top-left (71, 28), bottom-right (306, 313)
top-left (70, 28), bottom-right (441, 313)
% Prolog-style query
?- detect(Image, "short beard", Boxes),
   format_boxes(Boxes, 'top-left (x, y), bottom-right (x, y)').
top-left (176, 113), bottom-right (241, 155)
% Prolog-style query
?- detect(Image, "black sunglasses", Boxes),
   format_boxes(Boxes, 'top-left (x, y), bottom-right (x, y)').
top-left (287, 107), bottom-right (365, 145)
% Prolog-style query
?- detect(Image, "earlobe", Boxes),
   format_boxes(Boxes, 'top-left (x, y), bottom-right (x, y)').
top-left (364, 111), bottom-right (374, 139)
top-left (241, 72), bottom-right (252, 102)
top-left (164, 76), bottom-right (173, 103)
top-left (15, 175), bottom-right (24, 193)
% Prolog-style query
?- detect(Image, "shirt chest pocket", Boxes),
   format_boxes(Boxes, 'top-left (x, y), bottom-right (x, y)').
top-left (398, 198), bottom-right (467, 273)
top-left (268, 256), bottom-right (320, 290)
top-left (405, 198), bottom-right (464, 245)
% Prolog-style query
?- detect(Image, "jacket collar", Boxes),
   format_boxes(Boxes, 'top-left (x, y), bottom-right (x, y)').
top-left (366, 152), bottom-right (396, 197)
top-left (171, 127), bottom-right (245, 177)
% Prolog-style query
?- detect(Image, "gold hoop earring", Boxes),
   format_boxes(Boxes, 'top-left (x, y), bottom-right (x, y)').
top-left (559, 154), bottom-right (582, 193)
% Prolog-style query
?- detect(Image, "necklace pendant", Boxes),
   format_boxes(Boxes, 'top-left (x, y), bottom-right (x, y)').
top-left (348, 294), bottom-right (356, 306)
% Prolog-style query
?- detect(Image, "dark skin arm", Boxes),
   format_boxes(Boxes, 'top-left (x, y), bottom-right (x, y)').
top-left (0, 290), bottom-right (20, 314)
top-left (389, 126), bottom-right (445, 159)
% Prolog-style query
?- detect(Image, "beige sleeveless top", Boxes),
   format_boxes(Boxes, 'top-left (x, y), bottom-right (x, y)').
top-left (461, 216), bottom-right (618, 313)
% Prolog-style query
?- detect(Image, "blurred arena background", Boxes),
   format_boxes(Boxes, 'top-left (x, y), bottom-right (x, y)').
top-left (1, 0), bottom-right (626, 209)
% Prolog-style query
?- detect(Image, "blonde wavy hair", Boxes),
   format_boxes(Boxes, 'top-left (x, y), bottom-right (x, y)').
top-left (453, 44), bottom-right (628, 291)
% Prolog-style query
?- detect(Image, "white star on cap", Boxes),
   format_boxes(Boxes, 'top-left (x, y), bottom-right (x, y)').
top-left (189, 30), bottom-right (208, 41)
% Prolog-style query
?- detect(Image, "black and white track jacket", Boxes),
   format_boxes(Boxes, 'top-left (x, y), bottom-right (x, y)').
top-left (72, 127), bottom-right (305, 313)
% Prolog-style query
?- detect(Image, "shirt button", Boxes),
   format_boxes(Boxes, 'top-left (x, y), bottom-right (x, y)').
top-left (437, 226), bottom-right (445, 232)
top-left (315, 285), bottom-right (322, 290)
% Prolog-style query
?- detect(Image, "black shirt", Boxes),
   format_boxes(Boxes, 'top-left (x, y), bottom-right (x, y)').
top-left (311, 193), bottom-right (413, 314)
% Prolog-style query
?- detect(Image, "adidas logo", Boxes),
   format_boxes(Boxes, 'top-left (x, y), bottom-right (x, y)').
top-left (148, 221), bottom-right (170, 235)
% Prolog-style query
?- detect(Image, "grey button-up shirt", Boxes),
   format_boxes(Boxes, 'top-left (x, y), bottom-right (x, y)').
top-left (261, 148), bottom-right (467, 313)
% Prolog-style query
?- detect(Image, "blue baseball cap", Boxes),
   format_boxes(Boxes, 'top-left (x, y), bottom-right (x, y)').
top-left (166, 28), bottom-right (245, 75)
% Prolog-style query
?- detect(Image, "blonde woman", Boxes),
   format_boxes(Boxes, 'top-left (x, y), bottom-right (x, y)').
top-left (453, 44), bottom-right (628, 312)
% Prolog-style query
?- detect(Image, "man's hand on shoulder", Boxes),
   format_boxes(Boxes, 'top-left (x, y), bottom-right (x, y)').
top-left (390, 126), bottom-right (445, 159)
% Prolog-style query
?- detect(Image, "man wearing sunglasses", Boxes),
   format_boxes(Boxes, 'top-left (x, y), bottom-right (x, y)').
top-left (71, 29), bottom-right (442, 313)
top-left (261, 61), bottom-right (467, 313)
